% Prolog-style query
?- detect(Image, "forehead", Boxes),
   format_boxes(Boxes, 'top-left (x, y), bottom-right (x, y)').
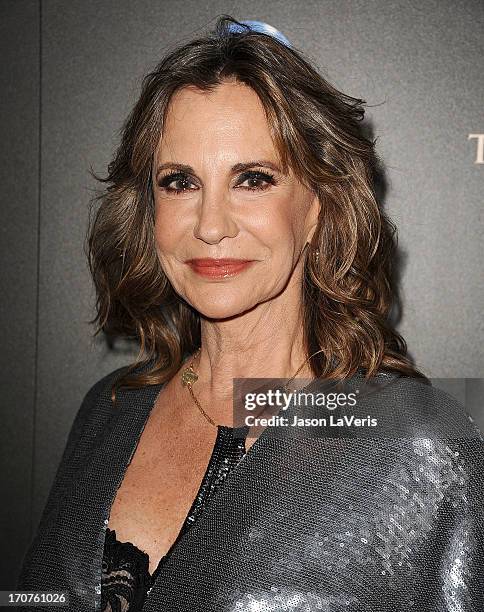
top-left (156, 81), bottom-right (281, 164)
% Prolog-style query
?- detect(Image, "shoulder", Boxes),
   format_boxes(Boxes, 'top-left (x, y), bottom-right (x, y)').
top-left (67, 358), bottom-right (168, 455)
top-left (59, 363), bottom-right (135, 466)
top-left (21, 364), bottom-right (136, 541)
top-left (354, 373), bottom-right (483, 441)
top-left (73, 364), bottom-right (130, 425)
top-left (355, 373), bottom-right (484, 498)
top-left (328, 374), bottom-right (484, 528)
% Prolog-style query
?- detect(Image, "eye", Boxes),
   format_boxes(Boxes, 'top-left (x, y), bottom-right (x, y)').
top-left (157, 171), bottom-right (197, 194)
top-left (236, 170), bottom-right (276, 191)
top-left (156, 168), bottom-right (277, 195)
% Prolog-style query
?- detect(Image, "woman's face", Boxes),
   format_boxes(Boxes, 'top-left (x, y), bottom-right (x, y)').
top-left (152, 80), bottom-right (319, 319)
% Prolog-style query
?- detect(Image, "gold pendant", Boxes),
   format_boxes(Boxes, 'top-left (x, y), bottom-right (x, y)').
top-left (181, 366), bottom-right (198, 387)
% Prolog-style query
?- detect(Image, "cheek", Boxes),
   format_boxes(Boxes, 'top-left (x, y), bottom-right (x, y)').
top-left (154, 226), bottom-right (171, 251)
top-left (262, 209), bottom-right (304, 254)
top-left (247, 200), bottom-right (294, 241)
top-left (153, 224), bottom-right (168, 258)
top-left (268, 192), bottom-right (307, 234)
top-left (153, 205), bottom-right (186, 253)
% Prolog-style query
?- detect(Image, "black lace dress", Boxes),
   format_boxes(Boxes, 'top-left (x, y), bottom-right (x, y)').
top-left (101, 424), bottom-right (249, 612)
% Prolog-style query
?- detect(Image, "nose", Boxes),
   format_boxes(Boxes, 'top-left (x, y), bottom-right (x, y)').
top-left (193, 186), bottom-right (239, 245)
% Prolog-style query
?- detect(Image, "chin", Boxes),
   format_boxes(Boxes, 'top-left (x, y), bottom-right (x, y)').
top-left (187, 292), bottom-right (258, 320)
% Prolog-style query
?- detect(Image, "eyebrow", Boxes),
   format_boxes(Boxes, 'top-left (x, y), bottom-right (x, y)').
top-left (154, 159), bottom-right (283, 179)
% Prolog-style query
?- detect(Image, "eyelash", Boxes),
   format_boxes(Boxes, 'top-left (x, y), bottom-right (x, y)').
top-left (157, 170), bottom-right (276, 194)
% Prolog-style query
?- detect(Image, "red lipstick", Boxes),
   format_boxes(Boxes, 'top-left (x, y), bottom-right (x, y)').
top-left (185, 258), bottom-right (256, 279)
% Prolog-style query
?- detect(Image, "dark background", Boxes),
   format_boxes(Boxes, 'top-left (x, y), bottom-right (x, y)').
top-left (1, 0), bottom-right (483, 589)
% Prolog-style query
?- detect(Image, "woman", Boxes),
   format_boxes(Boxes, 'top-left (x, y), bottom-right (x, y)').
top-left (17, 15), bottom-right (483, 612)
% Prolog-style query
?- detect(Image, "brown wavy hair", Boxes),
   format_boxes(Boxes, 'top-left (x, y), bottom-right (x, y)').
top-left (86, 15), bottom-right (429, 404)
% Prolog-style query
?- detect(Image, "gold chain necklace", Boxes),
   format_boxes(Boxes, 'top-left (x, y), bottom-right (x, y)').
top-left (180, 346), bottom-right (323, 427)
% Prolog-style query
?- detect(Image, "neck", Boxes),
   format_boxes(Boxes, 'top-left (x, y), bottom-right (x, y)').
top-left (177, 251), bottom-right (318, 426)
top-left (183, 304), bottom-right (314, 424)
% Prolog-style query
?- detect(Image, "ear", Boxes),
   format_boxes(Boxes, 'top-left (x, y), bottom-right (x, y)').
top-left (304, 192), bottom-right (321, 245)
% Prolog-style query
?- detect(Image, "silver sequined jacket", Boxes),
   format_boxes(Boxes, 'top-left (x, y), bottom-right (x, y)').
top-left (17, 361), bottom-right (484, 611)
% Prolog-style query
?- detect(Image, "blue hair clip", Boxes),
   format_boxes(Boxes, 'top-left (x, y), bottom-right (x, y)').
top-left (226, 20), bottom-right (291, 48)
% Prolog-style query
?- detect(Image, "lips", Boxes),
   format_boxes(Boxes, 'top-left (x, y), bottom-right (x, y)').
top-left (185, 258), bottom-right (256, 279)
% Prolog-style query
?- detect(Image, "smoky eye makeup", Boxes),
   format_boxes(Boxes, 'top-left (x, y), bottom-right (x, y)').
top-left (157, 171), bottom-right (195, 193)
top-left (235, 169), bottom-right (276, 189)
top-left (156, 167), bottom-right (278, 195)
